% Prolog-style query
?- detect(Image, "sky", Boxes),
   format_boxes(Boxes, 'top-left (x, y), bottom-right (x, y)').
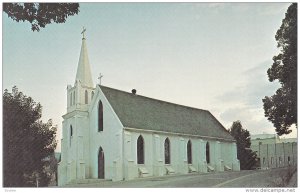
top-left (2, 2), bottom-right (297, 152)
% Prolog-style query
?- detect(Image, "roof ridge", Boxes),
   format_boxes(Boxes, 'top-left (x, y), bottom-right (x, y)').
top-left (99, 85), bottom-right (209, 113)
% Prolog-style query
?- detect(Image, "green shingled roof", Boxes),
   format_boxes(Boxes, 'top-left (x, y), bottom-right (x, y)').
top-left (100, 85), bottom-right (234, 141)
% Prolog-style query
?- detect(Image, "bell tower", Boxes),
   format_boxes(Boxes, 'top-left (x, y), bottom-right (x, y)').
top-left (67, 27), bottom-right (95, 113)
top-left (59, 28), bottom-right (95, 185)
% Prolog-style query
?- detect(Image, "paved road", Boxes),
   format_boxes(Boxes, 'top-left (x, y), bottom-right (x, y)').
top-left (64, 167), bottom-right (295, 188)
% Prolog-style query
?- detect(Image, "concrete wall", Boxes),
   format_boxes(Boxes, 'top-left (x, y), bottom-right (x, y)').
top-left (251, 142), bottom-right (297, 169)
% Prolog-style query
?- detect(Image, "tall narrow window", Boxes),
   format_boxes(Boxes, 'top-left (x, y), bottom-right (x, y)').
top-left (187, 140), bottom-right (192, 164)
top-left (70, 125), bottom-right (73, 146)
top-left (98, 147), bottom-right (105, 179)
top-left (70, 93), bottom-right (73, 106)
top-left (206, 142), bottom-right (210, 164)
top-left (91, 91), bottom-right (94, 100)
top-left (73, 91), bottom-right (75, 105)
top-left (164, 138), bottom-right (170, 164)
top-left (85, 90), bottom-right (88, 104)
top-left (98, 100), bottom-right (103, 132)
top-left (137, 135), bottom-right (144, 164)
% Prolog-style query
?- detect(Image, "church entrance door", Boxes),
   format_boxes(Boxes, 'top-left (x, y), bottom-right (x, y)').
top-left (98, 147), bottom-right (105, 179)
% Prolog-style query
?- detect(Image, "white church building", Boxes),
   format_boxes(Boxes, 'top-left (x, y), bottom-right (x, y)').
top-left (57, 32), bottom-right (240, 186)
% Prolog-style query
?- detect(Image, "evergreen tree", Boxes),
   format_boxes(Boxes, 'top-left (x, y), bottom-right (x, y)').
top-left (3, 86), bottom-right (57, 187)
top-left (229, 121), bottom-right (258, 170)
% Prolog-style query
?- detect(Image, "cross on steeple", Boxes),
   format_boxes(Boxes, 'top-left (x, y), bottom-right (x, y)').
top-left (81, 27), bottom-right (86, 39)
top-left (98, 73), bottom-right (104, 85)
top-left (75, 26), bottom-right (93, 87)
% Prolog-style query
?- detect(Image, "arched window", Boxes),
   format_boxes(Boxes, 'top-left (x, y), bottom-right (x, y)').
top-left (91, 91), bottom-right (94, 100)
top-left (98, 147), bottom-right (105, 179)
top-left (70, 125), bottom-right (73, 146)
top-left (98, 100), bottom-right (103, 132)
top-left (187, 140), bottom-right (192, 164)
top-left (137, 135), bottom-right (144, 164)
top-left (164, 138), bottom-right (170, 164)
top-left (73, 91), bottom-right (75, 105)
top-left (70, 93), bottom-right (72, 106)
top-left (206, 142), bottom-right (210, 164)
top-left (85, 90), bottom-right (88, 104)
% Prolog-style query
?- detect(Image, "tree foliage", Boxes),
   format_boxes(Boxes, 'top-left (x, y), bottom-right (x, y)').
top-left (3, 3), bottom-right (79, 31)
top-left (3, 86), bottom-right (57, 187)
top-left (262, 3), bottom-right (297, 136)
top-left (229, 121), bottom-right (258, 170)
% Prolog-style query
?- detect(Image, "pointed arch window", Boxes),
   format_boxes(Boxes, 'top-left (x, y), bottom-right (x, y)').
top-left (73, 91), bottom-right (75, 105)
top-left (164, 138), bottom-right (170, 164)
top-left (91, 91), bottom-right (94, 100)
top-left (206, 142), bottom-right (210, 164)
top-left (137, 135), bottom-right (144, 164)
top-left (85, 90), bottom-right (88, 104)
top-left (98, 100), bottom-right (103, 132)
top-left (187, 140), bottom-right (192, 164)
top-left (98, 147), bottom-right (105, 179)
top-left (70, 125), bottom-right (73, 146)
top-left (70, 93), bottom-right (73, 106)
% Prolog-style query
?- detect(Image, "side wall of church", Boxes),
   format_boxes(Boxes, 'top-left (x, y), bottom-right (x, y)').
top-left (123, 130), bottom-right (240, 180)
top-left (221, 142), bottom-right (238, 169)
top-left (88, 87), bottom-right (124, 181)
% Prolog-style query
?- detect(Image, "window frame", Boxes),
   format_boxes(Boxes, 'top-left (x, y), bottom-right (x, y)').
top-left (206, 142), bottom-right (210, 164)
top-left (98, 100), bottom-right (103, 132)
top-left (137, 135), bottom-right (145, 164)
top-left (187, 140), bottom-right (192, 164)
top-left (164, 138), bottom-right (171, 164)
top-left (85, 90), bottom-right (88, 104)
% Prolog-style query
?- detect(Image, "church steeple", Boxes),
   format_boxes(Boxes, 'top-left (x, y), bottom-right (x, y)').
top-left (75, 27), bottom-right (93, 87)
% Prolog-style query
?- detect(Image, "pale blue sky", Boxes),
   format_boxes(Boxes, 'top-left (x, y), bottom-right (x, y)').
top-left (3, 3), bottom-right (296, 151)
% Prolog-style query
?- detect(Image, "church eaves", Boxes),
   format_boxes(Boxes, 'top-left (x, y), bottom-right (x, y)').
top-left (75, 34), bottom-right (94, 87)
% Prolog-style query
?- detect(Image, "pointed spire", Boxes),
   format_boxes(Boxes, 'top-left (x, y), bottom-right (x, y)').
top-left (75, 27), bottom-right (93, 87)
